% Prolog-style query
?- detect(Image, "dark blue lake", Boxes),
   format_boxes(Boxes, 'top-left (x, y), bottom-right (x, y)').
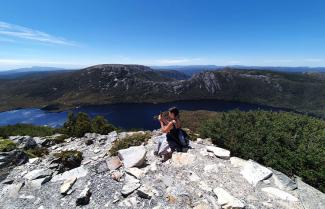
top-left (0, 100), bottom-right (287, 130)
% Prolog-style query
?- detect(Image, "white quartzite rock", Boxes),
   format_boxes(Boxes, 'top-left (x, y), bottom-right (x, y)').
top-left (60, 177), bottom-right (77, 195)
top-left (261, 187), bottom-right (298, 202)
top-left (240, 160), bottom-right (272, 186)
top-left (206, 146), bottom-right (230, 159)
top-left (118, 146), bottom-right (147, 168)
top-left (24, 169), bottom-right (52, 181)
top-left (126, 167), bottom-right (144, 179)
top-left (213, 187), bottom-right (245, 209)
top-left (121, 174), bottom-right (141, 196)
top-left (51, 166), bottom-right (88, 182)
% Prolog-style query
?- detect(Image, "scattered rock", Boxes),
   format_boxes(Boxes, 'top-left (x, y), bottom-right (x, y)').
top-left (111, 170), bottom-right (123, 182)
top-left (118, 146), bottom-right (147, 168)
top-left (271, 169), bottom-right (297, 191)
top-left (85, 139), bottom-right (94, 145)
top-left (26, 176), bottom-right (51, 189)
top-left (76, 187), bottom-right (91, 206)
top-left (240, 160), bottom-right (273, 186)
top-left (28, 157), bottom-right (40, 164)
top-left (213, 187), bottom-right (245, 209)
top-left (60, 177), bottom-right (77, 195)
top-left (137, 185), bottom-right (153, 199)
top-left (24, 169), bottom-right (53, 181)
top-left (51, 166), bottom-right (88, 182)
top-left (106, 156), bottom-right (122, 170)
top-left (261, 187), bottom-right (298, 202)
top-left (296, 177), bottom-right (325, 209)
top-left (126, 167), bottom-right (144, 179)
top-left (206, 146), bottom-right (230, 159)
top-left (121, 174), bottom-right (141, 197)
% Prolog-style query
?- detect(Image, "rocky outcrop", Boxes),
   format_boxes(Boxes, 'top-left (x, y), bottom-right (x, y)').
top-left (0, 130), bottom-right (324, 209)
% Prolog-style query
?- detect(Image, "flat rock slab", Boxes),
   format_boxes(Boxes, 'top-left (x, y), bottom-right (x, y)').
top-left (206, 146), bottom-right (230, 159)
top-left (171, 153), bottom-right (196, 167)
top-left (213, 187), bottom-right (245, 209)
top-left (26, 176), bottom-right (51, 189)
top-left (240, 160), bottom-right (273, 186)
top-left (60, 177), bottom-right (77, 195)
top-left (261, 187), bottom-right (298, 202)
top-left (24, 169), bottom-right (53, 181)
top-left (121, 175), bottom-right (141, 196)
top-left (118, 146), bottom-right (147, 168)
top-left (106, 156), bottom-right (122, 170)
top-left (296, 177), bottom-right (325, 209)
top-left (1, 182), bottom-right (24, 198)
top-left (51, 166), bottom-right (88, 182)
top-left (126, 167), bottom-right (145, 179)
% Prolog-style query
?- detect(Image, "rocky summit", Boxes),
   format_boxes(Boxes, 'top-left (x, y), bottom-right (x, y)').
top-left (0, 130), bottom-right (324, 209)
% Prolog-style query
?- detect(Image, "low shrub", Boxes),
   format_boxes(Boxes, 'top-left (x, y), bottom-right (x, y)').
top-left (0, 138), bottom-right (16, 152)
top-left (0, 124), bottom-right (55, 138)
top-left (61, 112), bottom-right (117, 137)
top-left (53, 150), bottom-right (83, 172)
top-left (25, 147), bottom-right (49, 158)
top-left (199, 110), bottom-right (325, 192)
top-left (109, 132), bottom-right (151, 156)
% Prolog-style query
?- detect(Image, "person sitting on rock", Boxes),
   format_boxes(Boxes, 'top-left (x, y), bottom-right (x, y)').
top-left (154, 107), bottom-right (189, 161)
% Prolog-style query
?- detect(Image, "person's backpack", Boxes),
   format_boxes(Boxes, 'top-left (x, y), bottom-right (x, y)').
top-left (178, 129), bottom-right (190, 147)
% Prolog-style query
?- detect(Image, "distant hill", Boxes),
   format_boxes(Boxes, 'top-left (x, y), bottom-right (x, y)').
top-left (152, 65), bottom-right (325, 75)
top-left (0, 66), bottom-right (75, 79)
top-left (0, 64), bottom-right (325, 117)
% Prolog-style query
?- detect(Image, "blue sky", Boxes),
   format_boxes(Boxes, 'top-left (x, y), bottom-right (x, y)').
top-left (0, 0), bottom-right (325, 70)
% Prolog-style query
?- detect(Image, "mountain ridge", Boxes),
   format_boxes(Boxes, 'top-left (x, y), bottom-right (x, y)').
top-left (0, 64), bottom-right (324, 117)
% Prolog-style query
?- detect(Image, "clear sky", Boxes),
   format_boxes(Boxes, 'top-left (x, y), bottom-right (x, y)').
top-left (0, 0), bottom-right (325, 70)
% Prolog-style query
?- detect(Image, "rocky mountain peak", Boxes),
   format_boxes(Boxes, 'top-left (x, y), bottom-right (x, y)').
top-left (1, 130), bottom-right (324, 209)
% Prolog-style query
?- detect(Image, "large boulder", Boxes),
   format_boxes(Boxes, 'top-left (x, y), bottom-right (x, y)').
top-left (206, 146), bottom-right (230, 159)
top-left (213, 187), bottom-right (245, 209)
top-left (118, 146), bottom-right (147, 168)
top-left (10, 136), bottom-right (36, 149)
top-left (240, 160), bottom-right (273, 186)
top-left (0, 150), bottom-right (29, 168)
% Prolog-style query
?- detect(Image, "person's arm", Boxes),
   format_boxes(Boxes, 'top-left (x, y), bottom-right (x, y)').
top-left (158, 114), bottom-right (173, 133)
top-left (160, 121), bottom-right (174, 133)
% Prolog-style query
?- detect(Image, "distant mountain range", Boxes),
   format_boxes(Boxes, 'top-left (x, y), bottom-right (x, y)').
top-left (0, 64), bottom-right (324, 117)
top-left (0, 66), bottom-right (74, 79)
top-left (151, 65), bottom-right (325, 75)
top-left (2, 65), bottom-right (325, 79)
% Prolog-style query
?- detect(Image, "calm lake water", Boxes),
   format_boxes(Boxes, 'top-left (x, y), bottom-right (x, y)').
top-left (0, 100), bottom-right (287, 130)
